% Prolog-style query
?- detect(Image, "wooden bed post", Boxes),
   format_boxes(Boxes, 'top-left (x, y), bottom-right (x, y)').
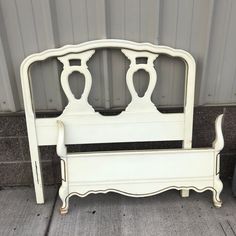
top-left (181, 58), bottom-right (196, 198)
top-left (20, 61), bottom-right (44, 204)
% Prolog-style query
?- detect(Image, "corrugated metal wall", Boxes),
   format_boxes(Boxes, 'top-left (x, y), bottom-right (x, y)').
top-left (0, 0), bottom-right (236, 112)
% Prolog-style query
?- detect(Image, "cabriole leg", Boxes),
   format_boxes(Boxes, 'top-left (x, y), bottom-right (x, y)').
top-left (59, 179), bottom-right (69, 214)
top-left (180, 189), bottom-right (190, 197)
top-left (213, 191), bottom-right (222, 208)
top-left (213, 177), bottom-right (223, 208)
top-left (60, 197), bottom-right (69, 215)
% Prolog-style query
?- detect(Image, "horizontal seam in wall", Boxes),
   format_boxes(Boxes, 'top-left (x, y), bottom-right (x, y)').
top-left (0, 160), bottom-right (53, 164)
top-left (0, 136), bottom-right (28, 139)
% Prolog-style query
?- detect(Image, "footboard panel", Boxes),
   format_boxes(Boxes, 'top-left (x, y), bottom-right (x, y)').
top-left (65, 149), bottom-right (216, 196)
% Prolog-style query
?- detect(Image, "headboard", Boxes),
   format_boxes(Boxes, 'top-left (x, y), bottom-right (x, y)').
top-left (21, 39), bottom-right (196, 149)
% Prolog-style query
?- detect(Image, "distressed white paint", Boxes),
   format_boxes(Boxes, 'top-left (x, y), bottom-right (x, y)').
top-left (20, 39), bottom-right (224, 212)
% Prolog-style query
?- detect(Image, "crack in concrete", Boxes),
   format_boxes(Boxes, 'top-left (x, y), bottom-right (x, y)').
top-left (44, 186), bottom-right (59, 236)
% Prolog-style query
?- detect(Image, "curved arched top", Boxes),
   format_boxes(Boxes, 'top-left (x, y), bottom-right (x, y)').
top-left (21, 39), bottom-right (195, 70)
top-left (20, 39), bottom-right (196, 149)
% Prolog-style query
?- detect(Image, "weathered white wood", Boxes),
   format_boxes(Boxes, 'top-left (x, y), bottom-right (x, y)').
top-left (67, 149), bottom-right (215, 181)
top-left (20, 40), bottom-right (224, 212)
top-left (180, 190), bottom-right (190, 198)
top-left (0, 186), bottom-right (57, 236)
top-left (35, 114), bottom-right (185, 146)
top-left (21, 61), bottom-right (45, 204)
top-left (212, 114), bottom-right (224, 151)
top-left (57, 124), bottom-right (223, 214)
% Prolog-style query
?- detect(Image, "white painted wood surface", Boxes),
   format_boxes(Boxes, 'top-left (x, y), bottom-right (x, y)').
top-left (56, 116), bottom-right (223, 214)
top-left (20, 40), bottom-right (224, 213)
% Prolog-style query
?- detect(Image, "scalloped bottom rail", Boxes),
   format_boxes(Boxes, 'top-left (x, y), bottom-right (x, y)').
top-left (58, 148), bottom-right (223, 214)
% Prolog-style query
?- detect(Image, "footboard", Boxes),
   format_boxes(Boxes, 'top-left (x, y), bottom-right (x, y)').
top-left (60, 148), bottom-right (222, 212)
top-left (57, 115), bottom-right (224, 214)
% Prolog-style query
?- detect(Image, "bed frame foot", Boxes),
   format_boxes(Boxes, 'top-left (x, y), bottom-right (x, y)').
top-left (59, 185), bottom-right (69, 215)
top-left (213, 200), bottom-right (222, 208)
top-left (60, 206), bottom-right (69, 215)
top-left (60, 197), bottom-right (69, 215)
top-left (212, 178), bottom-right (223, 208)
top-left (180, 189), bottom-right (190, 197)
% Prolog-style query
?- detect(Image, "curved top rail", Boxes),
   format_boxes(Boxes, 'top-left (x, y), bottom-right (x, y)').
top-left (20, 39), bottom-right (196, 148)
top-left (21, 39), bottom-right (195, 69)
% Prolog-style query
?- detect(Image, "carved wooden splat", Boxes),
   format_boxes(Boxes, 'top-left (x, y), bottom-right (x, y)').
top-left (58, 50), bottom-right (95, 114)
top-left (57, 48), bottom-right (160, 114)
top-left (121, 49), bottom-right (159, 112)
top-left (20, 39), bottom-right (224, 214)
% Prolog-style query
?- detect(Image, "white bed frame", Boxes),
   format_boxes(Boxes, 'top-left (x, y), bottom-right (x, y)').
top-left (20, 39), bottom-right (224, 214)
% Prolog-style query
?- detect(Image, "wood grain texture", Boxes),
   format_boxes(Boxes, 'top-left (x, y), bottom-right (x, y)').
top-left (0, 186), bottom-right (57, 236)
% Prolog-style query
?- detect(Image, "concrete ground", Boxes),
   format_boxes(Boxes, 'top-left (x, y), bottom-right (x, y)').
top-left (0, 182), bottom-right (236, 236)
